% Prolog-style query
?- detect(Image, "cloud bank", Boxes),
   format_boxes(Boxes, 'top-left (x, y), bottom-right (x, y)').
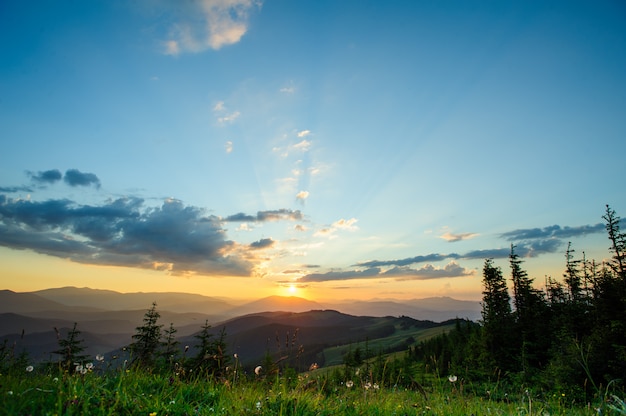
top-left (0, 191), bottom-right (294, 277)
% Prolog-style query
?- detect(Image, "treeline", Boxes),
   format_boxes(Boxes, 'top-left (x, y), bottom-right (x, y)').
top-left (0, 303), bottom-right (232, 378)
top-left (412, 205), bottom-right (626, 399)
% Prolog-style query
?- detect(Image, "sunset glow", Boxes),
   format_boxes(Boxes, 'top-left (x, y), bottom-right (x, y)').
top-left (0, 1), bottom-right (624, 302)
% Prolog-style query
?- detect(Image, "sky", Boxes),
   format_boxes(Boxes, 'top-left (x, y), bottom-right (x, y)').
top-left (1, 0), bottom-right (625, 302)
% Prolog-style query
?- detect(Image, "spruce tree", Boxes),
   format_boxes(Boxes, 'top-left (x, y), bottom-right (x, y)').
top-left (509, 245), bottom-right (549, 374)
top-left (52, 322), bottom-right (89, 371)
top-left (129, 302), bottom-right (163, 368)
top-left (160, 322), bottom-right (180, 370)
top-left (480, 259), bottom-right (515, 372)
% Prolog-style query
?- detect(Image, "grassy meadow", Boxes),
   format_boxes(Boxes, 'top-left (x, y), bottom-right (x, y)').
top-left (2, 358), bottom-right (625, 416)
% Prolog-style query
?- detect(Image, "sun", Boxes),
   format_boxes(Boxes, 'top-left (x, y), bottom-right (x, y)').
top-left (288, 284), bottom-right (297, 295)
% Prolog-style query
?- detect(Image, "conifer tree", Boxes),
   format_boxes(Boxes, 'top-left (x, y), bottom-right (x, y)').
top-left (509, 245), bottom-right (548, 374)
top-left (160, 322), bottom-right (180, 369)
top-left (603, 204), bottom-right (626, 281)
top-left (52, 322), bottom-right (89, 371)
top-left (480, 259), bottom-right (515, 372)
top-left (129, 302), bottom-right (163, 368)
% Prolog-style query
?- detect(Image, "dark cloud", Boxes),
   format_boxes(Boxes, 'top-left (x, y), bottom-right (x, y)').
top-left (299, 261), bottom-right (474, 283)
top-left (0, 186), bottom-right (33, 193)
top-left (64, 169), bottom-right (101, 188)
top-left (298, 267), bottom-right (381, 283)
top-left (501, 223), bottom-right (605, 241)
top-left (462, 248), bottom-right (512, 259)
top-left (0, 195), bottom-right (251, 276)
top-left (355, 253), bottom-right (460, 268)
top-left (27, 169), bottom-right (62, 185)
top-left (382, 262), bottom-right (473, 280)
top-left (225, 209), bottom-right (303, 222)
top-left (249, 238), bottom-right (275, 250)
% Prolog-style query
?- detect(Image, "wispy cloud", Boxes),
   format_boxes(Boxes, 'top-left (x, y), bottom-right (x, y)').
top-left (224, 209), bottom-right (303, 222)
top-left (213, 100), bottom-right (241, 124)
top-left (314, 218), bottom-right (358, 239)
top-left (500, 224), bottom-right (605, 240)
top-left (225, 140), bottom-right (234, 153)
top-left (298, 261), bottom-right (474, 283)
top-left (297, 130), bottom-right (311, 138)
top-left (440, 231), bottom-right (479, 242)
top-left (163, 0), bottom-right (262, 55)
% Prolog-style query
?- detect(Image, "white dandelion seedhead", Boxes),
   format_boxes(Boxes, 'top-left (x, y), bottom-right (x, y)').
top-left (95, 354), bottom-right (105, 362)
top-left (85, 362), bottom-right (94, 370)
top-left (345, 380), bottom-right (354, 388)
top-left (254, 365), bottom-right (262, 375)
top-left (448, 375), bottom-right (458, 383)
top-left (25, 365), bottom-right (34, 372)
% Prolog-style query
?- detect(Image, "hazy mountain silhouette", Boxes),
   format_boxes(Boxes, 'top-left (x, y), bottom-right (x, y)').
top-left (33, 286), bottom-right (236, 314)
top-left (1, 287), bottom-right (478, 365)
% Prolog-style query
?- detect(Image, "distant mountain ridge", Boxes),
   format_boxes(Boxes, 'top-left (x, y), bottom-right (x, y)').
top-left (22, 286), bottom-right (481, 321)
top-left (0, 287), bottom-right (477, 366)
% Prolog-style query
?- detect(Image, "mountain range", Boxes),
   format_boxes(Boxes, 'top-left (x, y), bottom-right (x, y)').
top-left (0, 287), bottom-right (480, 366)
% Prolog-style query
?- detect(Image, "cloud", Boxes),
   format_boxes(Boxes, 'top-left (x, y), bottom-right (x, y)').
top-left (280, 86), bottom-right (295, 93)
top-left (225, 141), bottom-right (233, 153)
top-left (0, 195), bottom-right (252, 276)
top-left (163, 0), bottom-right (261, 55)
top-left (218, 111), bottom-right (241, 124)
top-left (356, 253), bottom-right (459, 268)
top-left (249, 237), bottom-right (275, 250)
top-left (64, 169), bottom-right (101, 188)
top-left (295, 190), bottom-right (309, 201)
top-left (314, 218), bottom-right (358, 239)
top-left (297, 130), bottom-right (311, 138)
top-left (213, 101), bottom-right (240, 124)
top-left (501, 224), bottom-right (605, 241)
top-left (382, 262), bottom-right (474, 280)
top-left (299, 267), bottom-right (382, 283)
top-left (27, 169), bottom-right (62, 185)
top-left (440, 231), bottom-right (479, 242)
top-left (298, 262), bottom-right (473, 283)
top-left (0, 186), bottom-right (33, 193)
top-left (224, 209), bottom-right (303, 222)
top-left (293, 139), bottom-right (311, 151)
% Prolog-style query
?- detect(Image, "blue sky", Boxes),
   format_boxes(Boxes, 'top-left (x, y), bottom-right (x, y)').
top-left (1, 0), bottom-right (625, 301)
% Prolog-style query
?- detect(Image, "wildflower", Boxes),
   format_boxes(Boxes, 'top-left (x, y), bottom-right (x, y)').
top-left (448, 375), bottom-right (458, 383)
top-left (346, 380), bottom-right (354, 388)
top-left (95, 354), bottom-right (105, 362)
top-left (373, 383), bottom-right (380, 390)
top-left (149, 413), bottom-right (157, 416)
top-left (7, 391), bottom-right (13, 395)
top-left (75, 364), bottom-right (84, 373)
top-left (309, 363), bottom-right (319, 371)
top-left (85, 362), bottom-right (94, 370)
top-left (25, 365), bottom-right (34, 372)
top-left (254, 365), bottom-right (262, 375)
top-left (53, 377), bottom-right (59, 383)
top-left (256, 401), bottom-right (261, 410)
top-left (364, 382), bottom-right (372, 390)
top-left (233, 353), bottom-right (238, 359)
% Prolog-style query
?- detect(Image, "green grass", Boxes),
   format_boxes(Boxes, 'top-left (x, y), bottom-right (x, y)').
top-left (321, 324), bottom-right (455, 367)
top-left (2, 364), bottom-right (622, 415)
